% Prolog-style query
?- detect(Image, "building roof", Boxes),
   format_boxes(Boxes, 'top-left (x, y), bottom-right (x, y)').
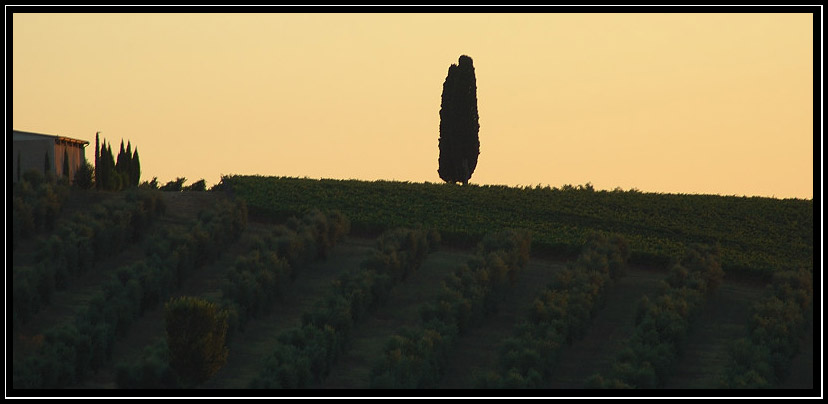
top-left (13, 130), bottom-right (90, 146)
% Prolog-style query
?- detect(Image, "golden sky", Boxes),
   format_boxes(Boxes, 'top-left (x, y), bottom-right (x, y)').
top-left (11, 12), bottom-right (815, 199)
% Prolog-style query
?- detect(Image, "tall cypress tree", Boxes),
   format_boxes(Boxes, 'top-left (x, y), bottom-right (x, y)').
top-left (438, 55), bottom-right (480, 185)
top-left (17, 152), bottom-right (21, 183)
top-left (125, 141), bottom-right (133, 187)
top-left (116, 139), bottom-right (126, 178)
top-left (107, 142), bottom-right (118, 190)
top-left (44, 152), bottom-right (51, 175)
top-left (99, 140), bottom-right (114, 190)
top-left (132, 148), bottom-right (141, 186)
top-left (99, 140), bottom-right (107, 189)
top-left (95, 132), bottom-right (100, 189)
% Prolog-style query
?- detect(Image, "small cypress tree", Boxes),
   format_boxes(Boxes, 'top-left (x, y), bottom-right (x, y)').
top-left (74, 159), bottom-right (94, 189)
top-left (44, 152), bottom-right (51, 174)
top-left (63, 149), bottom-right (71, 179)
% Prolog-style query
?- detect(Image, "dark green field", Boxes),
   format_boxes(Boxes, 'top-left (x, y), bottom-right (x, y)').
top-left (9, 177), bottom-right (816, 394)
top-left (223, 175), bottom-right (813, 278)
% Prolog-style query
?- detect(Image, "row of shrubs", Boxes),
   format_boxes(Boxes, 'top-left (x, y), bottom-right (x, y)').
top-left (12, 171), bottom-right (71, 249)
top-left (142, 199), bottom-right (249, 290)
top-left (249, 227), bottom-right (440, 389)
top-left (368, 229), bottom-right (533, 389)
top-left (12, 199), bottom-right (248, 389)
top-left (12, 189), bottom-right (166, 329)
top-left (115, 209), bottom-right (350, 388)
top-left (469, 232), bottom-right (630, 389)
top-left (585, 244), bottom-right (724, 389)
top-left (720, 267), bottom-right (813, 388)
top-left (220, 209), bottom-right (351, 335)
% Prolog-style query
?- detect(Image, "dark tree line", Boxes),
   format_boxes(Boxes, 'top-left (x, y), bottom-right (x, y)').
top-left (92, 132), bottom-right (141, 190)
top-left (438, 55), bottom-right (480, 185)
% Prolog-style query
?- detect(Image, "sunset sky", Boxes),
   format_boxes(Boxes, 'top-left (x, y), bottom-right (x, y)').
top-left (10, 11), bottom-right (816, 199)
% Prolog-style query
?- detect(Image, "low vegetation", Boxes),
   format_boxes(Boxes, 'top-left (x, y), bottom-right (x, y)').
top-left (720, 268), bottom-right (814, 388)
top-left (12, 199), bottom-right (246, 389)
top-left (369, 229), bottom-right (532, 388)
top-left (12, 189), bottom-right (165, 329)
top-left (222, 175), bottom-right (812, 278)
top-left (10, 175), bottom-right (813, 392)
top-left (473, 233), bottom-right (630, 388)
top-left (115, 208), bottom-right (350, 388)
top-left (585, 244), bottom-right (724, 388)
top-left (249, 227), bottom-right (439, 388)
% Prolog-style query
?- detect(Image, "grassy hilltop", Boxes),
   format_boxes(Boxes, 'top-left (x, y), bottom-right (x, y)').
top-left (223, 175), bottom-right (814, 279)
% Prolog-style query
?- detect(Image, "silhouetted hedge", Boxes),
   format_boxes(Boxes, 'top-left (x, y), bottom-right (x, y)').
top-left (221, 209), bottom-right (350, 333)
top-left (721, 268), bottom-right (813, 388)
top-left (116, 208), bottom-right (348, 388)
top-left (13, 198), bottom-right (246, 389)
top-left (585, 244), bottom-right (723, 389)
top-left (12, 189), bottom-right (165, 329)
top-left (12, 172), bottom-right (71, 249)
top-left (388, 233), bottom-right (628, 388)
top-left (115, 339), bottom-right (180, 389)
top-left (226, 175), bottom-right (812, 278)
top-left (250, 227), bottom-right (438, 389)
top-left (441, 232), bottom-right (628, 389)
top-left (370, 229), bottom-right (532, 389)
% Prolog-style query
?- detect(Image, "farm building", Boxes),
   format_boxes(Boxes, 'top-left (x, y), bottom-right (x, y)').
top-left (12, 130), bottom-right (89, 183)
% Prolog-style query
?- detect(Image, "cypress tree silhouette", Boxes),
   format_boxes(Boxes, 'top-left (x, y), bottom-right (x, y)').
top-left (132, 148), bottom-right (141, 186)
top-left (116, 139), bottom-right (126, 178)
top-left (438, 55), bottom-right (480, 185)
top-left (63, 149), bottom-right (70, 179)
top-left (95, 132), bottom-right (100, 189)
top-left (99, 140), bottom-right (118, 190)
top-left (98, 140), bottom-right (108, 189)
top-left (107, 143), bottom-right (120, 190)
top-left (125, 141), bottom-right (133, 187)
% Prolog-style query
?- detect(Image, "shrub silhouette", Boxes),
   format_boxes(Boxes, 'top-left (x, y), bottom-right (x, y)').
top-left (164, 296), bottom-right (229, 386)
top-left (74, 159), bottom-right (94, 189)
top-left (160, 177), bottom-right (187, 192)
top-left (185, 179), bottom-right (207, 192)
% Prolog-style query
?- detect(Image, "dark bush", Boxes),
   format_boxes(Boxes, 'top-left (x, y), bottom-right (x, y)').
top-left (184, 179), bottom-right (207, 192)
top-left (160, 177), bottom-right (187, 192)
top-left (592, 242), bottom-right (723, 388)
top-left (375, 228), bottom-right (531, 388)
top-left (251, 226), bottom-right (436, 389)
top-left (116, 340), bottom-right (181, 389)
top-left (165, 296), bottom-right (229, 387)
top-left (13, 195), bottom-right (245, 389)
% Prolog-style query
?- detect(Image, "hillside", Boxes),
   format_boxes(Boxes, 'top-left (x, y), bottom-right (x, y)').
top-left (9, 182), bottom-right (816, 394)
